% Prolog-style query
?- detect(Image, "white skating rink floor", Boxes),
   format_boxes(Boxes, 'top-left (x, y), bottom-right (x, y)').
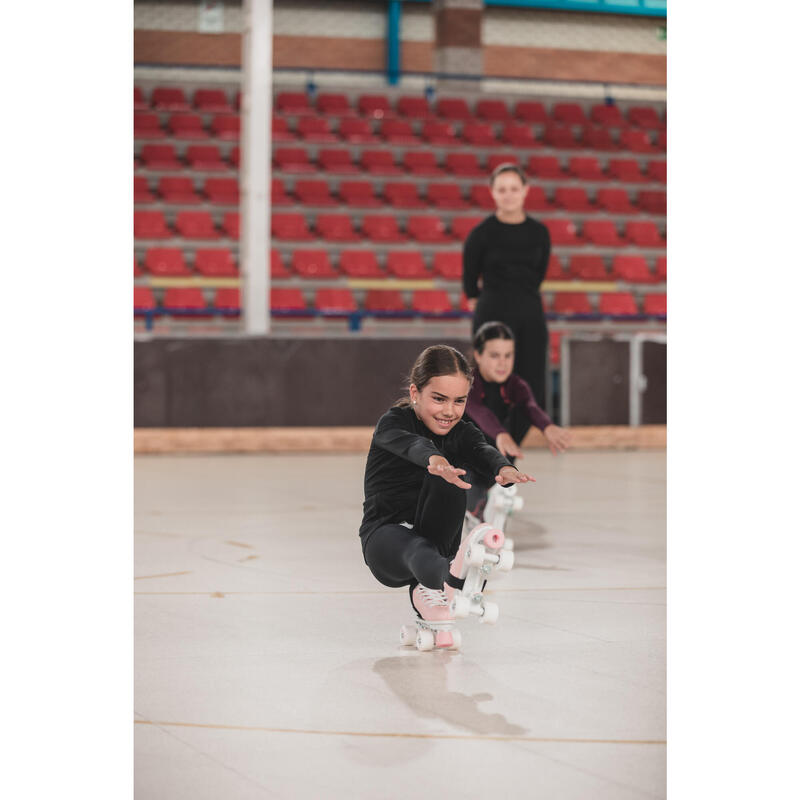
top-left (135, 449), bottom-right (665, 799)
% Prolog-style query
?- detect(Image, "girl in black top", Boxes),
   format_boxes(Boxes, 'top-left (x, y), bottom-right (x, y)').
top-left (360, 345), bottom-right (534, 619)
top-left (463, 163), bottom-right (551, 406)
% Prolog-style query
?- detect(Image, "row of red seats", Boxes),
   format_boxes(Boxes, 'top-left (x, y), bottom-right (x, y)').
top-left (135, 87), bottom-right (665, 129)
top-left (136, 175), bottom-right (665, 214)
top-left (134, 286), bottom-right (667, 318)
top-left (135, 113), bottom-right (664, 153)
top-left (134, 210), bottom-right (666, 247)
top-left (137, 144), bottom-right (666, 183)
top-left (135, 248), bottom-right (666, 283)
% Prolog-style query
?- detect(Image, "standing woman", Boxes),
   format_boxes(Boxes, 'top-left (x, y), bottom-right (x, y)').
top-left (463, 163), bottom-right (551, 406)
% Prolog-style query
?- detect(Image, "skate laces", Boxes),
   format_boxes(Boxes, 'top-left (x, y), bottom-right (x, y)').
top-left (417, 585), bottom-right (449, 608)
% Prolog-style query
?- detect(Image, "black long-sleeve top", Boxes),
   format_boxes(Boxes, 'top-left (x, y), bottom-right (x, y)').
top-left (462, 215), bottom-right (551, 299)
top-left (359, 405), bottom-right (513, 546)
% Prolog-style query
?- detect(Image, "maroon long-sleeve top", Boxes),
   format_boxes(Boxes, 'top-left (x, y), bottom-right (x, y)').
top-left (465, 371), bottom-right (553, 441)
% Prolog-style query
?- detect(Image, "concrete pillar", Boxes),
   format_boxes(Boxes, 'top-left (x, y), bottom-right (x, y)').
top-left (433, 0), bottom-right (483, 91)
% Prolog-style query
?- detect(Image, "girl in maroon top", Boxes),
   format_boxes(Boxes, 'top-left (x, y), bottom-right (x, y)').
top-left (465, 321), bottom-right (571, 517)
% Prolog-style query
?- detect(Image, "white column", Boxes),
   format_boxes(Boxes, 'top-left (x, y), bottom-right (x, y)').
top-left (240, 0), bottom-right (272, 334)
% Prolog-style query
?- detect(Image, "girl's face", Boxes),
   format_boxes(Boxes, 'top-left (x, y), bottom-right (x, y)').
top-left (490, 171), bottom-right (528, 215)
top-left (409, 374), bottom-right (470, 436)
top-left (474, 338), bottom-right (515, 383)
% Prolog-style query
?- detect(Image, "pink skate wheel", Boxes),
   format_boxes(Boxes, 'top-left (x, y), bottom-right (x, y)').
top-left (435, 631), bottom-right (453, 648)
top-left (482, 529), bottom-right (505, 550)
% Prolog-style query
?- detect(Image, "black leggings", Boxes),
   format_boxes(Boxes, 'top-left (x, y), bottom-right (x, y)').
top-left (363, 472), bottom-right (466, 590)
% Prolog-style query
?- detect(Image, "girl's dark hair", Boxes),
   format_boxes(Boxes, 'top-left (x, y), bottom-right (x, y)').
top-left (472, 321), bottom-right (515, 357)
top-left (394, 345), bottom-right (473, 407)
top-left (490, 162), bottom-right (527, 186)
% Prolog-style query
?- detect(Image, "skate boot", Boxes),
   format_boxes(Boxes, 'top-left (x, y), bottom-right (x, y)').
top-left (483, 483), bottom-right (523, 549)
top-left (446, 523), bottom-right (514, 624)
top-left (400, 584), bottom-right (461, 652)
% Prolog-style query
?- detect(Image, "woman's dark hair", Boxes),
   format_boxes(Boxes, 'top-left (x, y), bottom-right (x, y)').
top-left (472, 321), bottom-right (515, 357)
top-left (394, 345), bottom-right (473, 407)
top-left (489, 162), bottom-right (527, 186)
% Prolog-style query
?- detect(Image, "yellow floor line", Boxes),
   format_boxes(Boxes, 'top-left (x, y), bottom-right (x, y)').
top-left (134, 719), bottom-right (665, 746)
top-left (133, 571), bottom-right (193, 581)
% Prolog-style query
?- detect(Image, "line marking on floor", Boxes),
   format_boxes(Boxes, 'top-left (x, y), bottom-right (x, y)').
top-left (134, 587), bottom-right (666, 596)
top-left (134, 719), bottom-right (665, 746)
top-left (133, 571), bottom-right (193, 581)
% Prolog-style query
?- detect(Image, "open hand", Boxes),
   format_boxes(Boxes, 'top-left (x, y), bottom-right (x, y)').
top-left (495, 432), bottom-right (522, 459)
top-left (428, 456), bottom-right (471, 490)
top-left (543, 424), bottom-right (571, 456)
top-left (495, 466), bottom-right (535, 485)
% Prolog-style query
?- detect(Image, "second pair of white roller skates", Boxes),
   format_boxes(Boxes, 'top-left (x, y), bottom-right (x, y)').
top-left (466, 483), bottom-right (524, 548)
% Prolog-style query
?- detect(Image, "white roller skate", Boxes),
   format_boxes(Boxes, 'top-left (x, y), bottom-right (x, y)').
top-left (401, 585), bottom-right (462, 652)
top-left (447, 523), bottom-right (514, 624)
top-left (483, 483), bottom-right (524, 550)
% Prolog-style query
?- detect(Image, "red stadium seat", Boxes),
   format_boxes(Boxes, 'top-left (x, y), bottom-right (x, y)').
top-left (358, 94), bottom-right (393, 118)
top-left (628, 106), bottom-right (663, 129)
top-left (134, 113), bottom-right (166, 139)
top-left (646, 160), bottom-right (667, 183)
top-left (176, 211), bottom-right (219, 239)
top-left (213, 288), bottom-right (240, 313)
top-left (476, 99), bottom-right (511, 121)
top-left (407, 216), bottom-right (450, 243)
top-left (222, 212), bottom-right (239, 238)
top-left (513, 101), bottom-right (548, 123)
top-left (403, 151), bottom-right (444, 176)
top-left (384, 182), bottom-right (426, 209)
top-left (625, 220), bottom-right (665, 247)
top-left (272, 117), bottom-right (295, 142)
top-left (163, 288), bottom-right (207, 315)
top-left (195, 249), bottom-right (237, 277)
top-left (134, 287), bottom-right (156, 315)
top-left (316, 214), bottom-right (360, 242)
top-left (141, 144), bottom-right (182, 170)
top-left (297, 117), bottom-right (337, 143)
top-left (543, 123), bottom-right (579, 149)
top-left (608, 159), bottom-right (647, 183)
top-left (544, 218), bottom-right (580, 246)
top-left (451, 216), bottom-right (484, 241)
top-left (134, 211), bottom-right (171, 239)
top-left (294, 179), bottom-right (337, 206)
top-left (643, 293), bottom-right (667, 316)
top-left (445, 153), bottom-right (484, 177)
top-left (500, 123), bottom-right (539, 148)
top-left (363, 215), bottom-right (405, 242)
top-left (274, 148), bottom-right (315, 173)
top-left (637, 190), bottom-right (666, 214)
top-left (293, 249), bottom-right (337, 278)
top-left (599, 292), bottom-right (639, 316)
top-left (655, 256), bottom-right (667, 282)
top-left (432, 252), bottom-right (462, 279)
top-left (524, 186), bottom-right (553, 211)
top-left (568, 156), bottom-right (606, 181)
top-left (387, 252), bottom-right (428, 278)
top-left (549, 331), bottom-right (562, 366)
top-left (583, 220), bottom-right (624, 247)
top-left (412, 290), bottom-right (454, 314)
top-left (317, 93), bottom-right (353, 116)
top-left (152, 87), bottom-right (190, 111)
top-left (271, 249), bottom-right (290, 278)
top-left (656, 130), bottom-right (666, 151)
top-left (361, 150), bottom-right (403, 175)
top-left (339, 180), bottom-right (382, 208)
top-left (569, 255), bottom-right (608, 281)
top-left (276, 92), bottom-right (313, 115)
top-left (590, 104), bottom-right (625, 127)
top-left (544, 254), bottom-right (569, 281)
top-left (554, 188), bottom-right (595, 213)
top-left (158, 176), bottom-right (201, 204)
top-left (134, 87), bottom-right (148, 111)
top-left (167, 114), bottom-right (207, 139)
top-left (203, 178), bottom-right (239, 205)
top-left (553, 292), bottom-right (593, 315)
top-left (365, 290), bottom-right (406, 312)
top-left (271, 178), bottom-right (293, 206)
top-left (597, 188), bottom-right (637, 214)
top-left (621, 129), bottom-right (656, 153)
top-left (340, 250), bottom-right (383, 278)
top-left (427, 183), bottom-right (469, 209)
top-left (612, 255), bottom-right (656, 283)
top-left (422, 121), bottom-right (458, 146)
top-left (318, 149), bottom-right (360, 174)
top-left (145, 248), bottom-right (190, 276)
top-left (580, 125), bottom-right (620, 151)
top-left (271, 288), bottom-right (308, 312)
top-left (436, 98), bottom-right (472, 120)
top-left (380, 119), bottom-right (419, 144)
top-left (193, 89), bottom-right (232, 113)
top-left (469, 184), bottom-right (495, 210)
top-left (210, 115), bottom-right (240, 140)
top-left (339, 118), bottom-right (378, 143)
top-left (397, 96), bottom-right (432, 118)
top-left (315, 288), bottom-right (357, 314)
top-left (134, 176), bottom-right (155, 203)
top-left (486, 153), bottom-right (520, 172)
top-left (527, 155), bottom-right (566, 179)
top-left (463, 123), bottom-right (497, 146)
top-left (272, 213), bottom-right (315, 241)
top-left (186, 145), bottom-right (228, 170)
top-left (553, 103), bottom-right (588, 125)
